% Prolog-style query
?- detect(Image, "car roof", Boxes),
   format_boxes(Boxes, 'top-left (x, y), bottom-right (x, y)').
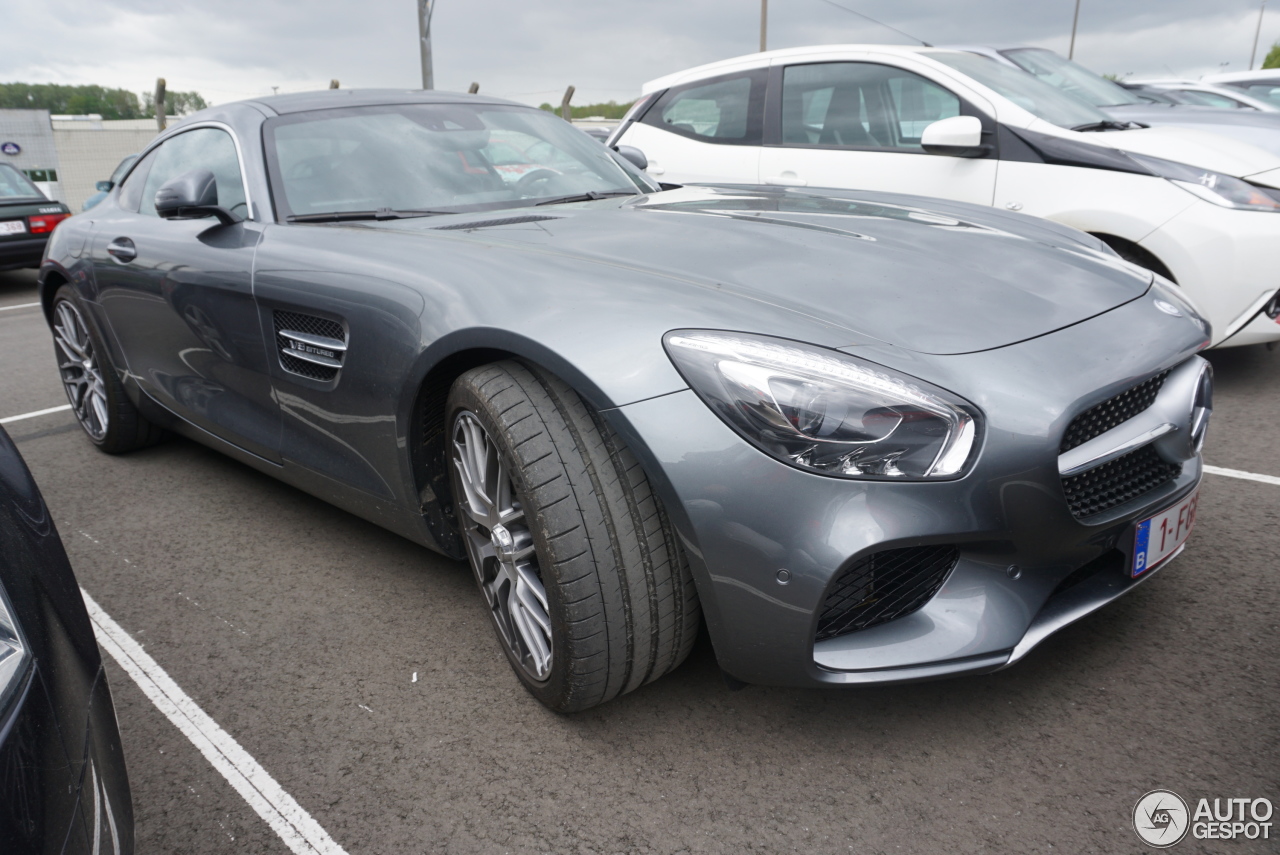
top-left (1205, 70), bottom-right (1280, 84)
top-left (212, 88), bottom-right (531, 117)
top-left (642, 44), bottom-right (941, 92)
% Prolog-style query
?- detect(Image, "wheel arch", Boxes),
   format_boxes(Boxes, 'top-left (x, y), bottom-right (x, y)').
top-left (1089, 232), bottom-right (1177, 282)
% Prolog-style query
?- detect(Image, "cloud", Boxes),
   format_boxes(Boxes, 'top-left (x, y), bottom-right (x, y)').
top-left (0, 0), bottom-right (1275, 108)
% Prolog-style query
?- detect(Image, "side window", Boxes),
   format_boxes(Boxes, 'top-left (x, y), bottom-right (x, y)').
top-left (642, 71), bottom-right (765, 145)
top-left (116, 149), bottom-right (157, 212)
top-left (781, 63), bottom-right (960, 151)
top-left (138, 128), bottom-right (248, 218)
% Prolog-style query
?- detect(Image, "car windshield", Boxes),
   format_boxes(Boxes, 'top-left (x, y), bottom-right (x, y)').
top-left (265, 103), bottom-right (654, 219)
top-left (999, 48), bottom-right (1145, 108)
top-left (0, 164), bottom-right (43, 199)
top-left (928, 50), bottom-right (1114, 129)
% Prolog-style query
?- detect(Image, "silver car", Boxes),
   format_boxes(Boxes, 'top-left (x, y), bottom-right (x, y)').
top-left (40, 90), bottom-right (1211, 711)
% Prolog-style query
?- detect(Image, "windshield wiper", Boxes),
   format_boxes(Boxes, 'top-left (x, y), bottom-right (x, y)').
top-left (287, 207), bottom-right (453, 223)
top-left (533, 190), bottom-right (639, 207)
top-left (1070, 120), bottom-right (1140, 132)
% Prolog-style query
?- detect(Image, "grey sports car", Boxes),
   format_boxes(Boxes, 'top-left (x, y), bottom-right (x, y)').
top-left (39, 90), bottom-right (1212, 712)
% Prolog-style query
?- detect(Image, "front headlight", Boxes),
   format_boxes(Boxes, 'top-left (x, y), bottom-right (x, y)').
top-left (1127, 153), bottom-right (1280, 212)
top-left (664, 331), bottom-right (980, 480)
top-left (0, 581), bottom-right (29, 710)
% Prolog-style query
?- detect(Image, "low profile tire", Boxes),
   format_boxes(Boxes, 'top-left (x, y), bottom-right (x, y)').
top-left (51, 286), bottom-right (164, 453)
top-left (446, 360), bottom-right (700, 712)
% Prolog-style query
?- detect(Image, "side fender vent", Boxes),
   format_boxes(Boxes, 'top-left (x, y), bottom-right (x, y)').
top-left (273, 310), bottom-right (347, 382)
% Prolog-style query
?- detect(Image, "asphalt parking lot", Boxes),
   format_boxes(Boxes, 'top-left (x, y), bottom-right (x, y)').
top-left (1, 266), bottom-right (1277, 854)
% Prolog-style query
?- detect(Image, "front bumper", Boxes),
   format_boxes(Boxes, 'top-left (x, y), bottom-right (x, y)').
top-left (608, 289), bottom-right (1209, 688)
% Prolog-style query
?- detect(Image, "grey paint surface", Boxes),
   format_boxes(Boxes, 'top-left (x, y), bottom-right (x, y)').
top-left (39, 91), bottom-right (1208, 688)
top-left (0, 267), bottom-right (1275, 853)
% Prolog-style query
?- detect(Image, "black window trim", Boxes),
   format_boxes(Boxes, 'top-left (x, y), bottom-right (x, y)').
top-left (640, 68), bottom-right (768, 147)
top-left (763, 61), bottom-right (998, 158)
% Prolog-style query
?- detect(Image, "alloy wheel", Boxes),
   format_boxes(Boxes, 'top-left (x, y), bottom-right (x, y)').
top-left (52, 300), bottom-right (108, 441)
top-left (450, 411), bottom-right (553, 681)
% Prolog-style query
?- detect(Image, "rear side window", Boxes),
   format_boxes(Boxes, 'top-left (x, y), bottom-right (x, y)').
top-left (642, 70), bottom-right (766, 145)
top-left (781, 62), bottom-right (960, 150)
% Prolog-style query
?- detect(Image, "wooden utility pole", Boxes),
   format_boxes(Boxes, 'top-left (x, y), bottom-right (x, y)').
top-left (1251, 0), bottom-right (1268, 70)
top-left (468, 82), bottom-right (479, 94)
top-left (154, 78), bottom-right (167, 132)
top-left (560, 86), bottom-right (575, 121)
top-left (329, 79), bottom-right (340, 89)
top-left (1068, 0), bottom-right (1081, 59)
top-left (760, 0), bottom-right (768, 52)
top-left (418, 0), bottom-right (435, 89)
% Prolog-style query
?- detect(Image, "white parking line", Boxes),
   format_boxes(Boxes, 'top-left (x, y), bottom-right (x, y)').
top-left (0, 301), bottom-right (40, 312)
top-left (80, 589), bottom-right (350, 855)
top-left (0, 404), bottom-right (72, 425)
top-left (1204, 464), bottom-right (1280, 487)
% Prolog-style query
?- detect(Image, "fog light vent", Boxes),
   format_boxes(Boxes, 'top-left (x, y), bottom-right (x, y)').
top-left (815, 545), bottom-right (959, 641)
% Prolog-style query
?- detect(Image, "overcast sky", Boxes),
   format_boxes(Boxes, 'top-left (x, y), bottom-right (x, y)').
top-left (2, 1), bottom-right (1274, 109)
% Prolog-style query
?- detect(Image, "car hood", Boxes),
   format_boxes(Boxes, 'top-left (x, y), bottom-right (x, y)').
top-left (1100, 104), bottom-right (1280, 164)
top-left (380, 186), bottom-right (1151, 355)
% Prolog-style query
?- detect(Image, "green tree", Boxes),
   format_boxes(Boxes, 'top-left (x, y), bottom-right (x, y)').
top-left (538, 100), bottom-right (635, 120)
top-left (1263, 41), bottom-right (1280, 69)
top-left (0, 82), bottom-right (209, 118)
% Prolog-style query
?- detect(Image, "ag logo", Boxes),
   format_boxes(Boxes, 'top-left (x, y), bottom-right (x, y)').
top-left (1134, 789), bottom-right (1190, 847)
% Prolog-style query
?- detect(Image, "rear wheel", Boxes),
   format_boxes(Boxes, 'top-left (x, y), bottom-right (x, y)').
top-left (51, 286), bottom-right (164, 453)
top-left (446, 361), bottom-right (700, 712)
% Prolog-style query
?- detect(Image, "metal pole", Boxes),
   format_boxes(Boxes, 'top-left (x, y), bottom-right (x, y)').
top-left (1068, 0), bottom-right (1081, 59)
top-left (1251, 0), bottom-right (1268, 70)
top-left (418, 0), bottom-right (434, 90)
top-left (760, 0), bottom-right (768, 52)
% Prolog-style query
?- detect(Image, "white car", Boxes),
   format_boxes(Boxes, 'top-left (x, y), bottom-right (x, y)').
top-left (1206, 70), bottom-right (1280, 109)
top-left (611, 45), bottom-right (1280, 348)
top-left (1130, 80), bottom-right (1278, 112)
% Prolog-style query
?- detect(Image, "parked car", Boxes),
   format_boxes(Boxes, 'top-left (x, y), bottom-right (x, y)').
top-left (1204, 69), bottom-right (1280, 107)
top-left (0, 425), bottom-right (134, 852)
top-left (1126, 80), bottom-right (1279, 112)
top-left (956, 46), bottom-right (1280, 157)
top-left (0, 164), bottom-right (70, 271)
top-left (42, 89), bottom-right (1211, 711)
top-left (82, 155), bottom-right (139, 212)
top-left (612, 45), bottom-right (1280, 349)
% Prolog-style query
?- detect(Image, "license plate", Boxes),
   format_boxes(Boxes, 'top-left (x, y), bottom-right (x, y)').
top-left (0, 220), bottom-right (26, 235)
top-left (1132, 489), bottom-right (1198, 576)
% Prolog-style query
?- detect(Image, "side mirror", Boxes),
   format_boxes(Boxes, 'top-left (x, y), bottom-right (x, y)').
top-left (155, 168), bottom-right (241, 226)
top-left (612, 145), bottom-right (648, 171)
top-left (95, 180), bottom-right (113, 192)
top-left (920, 116), bottom-right (990, 158)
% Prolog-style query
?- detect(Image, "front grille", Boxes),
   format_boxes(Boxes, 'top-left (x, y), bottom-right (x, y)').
top-left (274, 310), bottom-right (345, 381)
top-left (1061, 445), bottom-right (1180, 519)
top-left (815, 546), bottom-right (960, 642)
top-left (1060, 370), bottom-right (1170, 453)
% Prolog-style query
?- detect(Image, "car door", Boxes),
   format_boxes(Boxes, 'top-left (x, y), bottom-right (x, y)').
top-left (758, 60), bottom-right (999, 205)
top-left (89, 125), bottom-right (282, 462)
top-left (618, 69), bottom-right (766, 184)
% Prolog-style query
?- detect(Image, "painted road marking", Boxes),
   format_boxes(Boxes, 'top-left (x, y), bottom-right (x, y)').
top-left (1204, 464), bottom-right (1280, 487)
top-left (80, 589), bottom-right (350, 855)
top-left (0, 404), bottom-right (72, 425)
top-left (0, 301), bottom-right (40, 312)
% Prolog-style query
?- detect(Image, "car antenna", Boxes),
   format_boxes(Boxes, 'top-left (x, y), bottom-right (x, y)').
top-left (810, 0), bottom-right (932, 47)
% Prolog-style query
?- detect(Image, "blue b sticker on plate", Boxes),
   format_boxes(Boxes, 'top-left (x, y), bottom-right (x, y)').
top-left (1133, 520), bottom-right (1152, 576)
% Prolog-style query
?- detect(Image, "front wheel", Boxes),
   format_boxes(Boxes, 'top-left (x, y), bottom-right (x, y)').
top-left (446, 361), bottom-right (700, 712)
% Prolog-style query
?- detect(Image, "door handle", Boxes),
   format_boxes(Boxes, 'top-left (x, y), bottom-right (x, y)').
top-left (764, 174), bottom-right (807, 187)
top-left (106, 237), bottom-right (136, 263)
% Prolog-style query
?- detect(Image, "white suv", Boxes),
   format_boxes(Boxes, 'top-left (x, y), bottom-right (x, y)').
top-left (611, 45), bottom-right (1280, 348)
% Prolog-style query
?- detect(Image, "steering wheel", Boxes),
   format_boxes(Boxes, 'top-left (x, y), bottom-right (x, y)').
top-left (514, 168), bottom-right (560, 195)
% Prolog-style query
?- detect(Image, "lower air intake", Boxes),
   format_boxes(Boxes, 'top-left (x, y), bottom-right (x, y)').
top-left (815, 545), bottom-right (960, 642)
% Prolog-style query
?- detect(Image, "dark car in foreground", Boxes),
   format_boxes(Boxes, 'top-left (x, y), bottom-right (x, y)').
top-left (0, 426), bottom-right (133, 852)
top-left (39, 90), bottom-right (1211, 712)
top-left (0, 164), bottom-right (70, 271)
